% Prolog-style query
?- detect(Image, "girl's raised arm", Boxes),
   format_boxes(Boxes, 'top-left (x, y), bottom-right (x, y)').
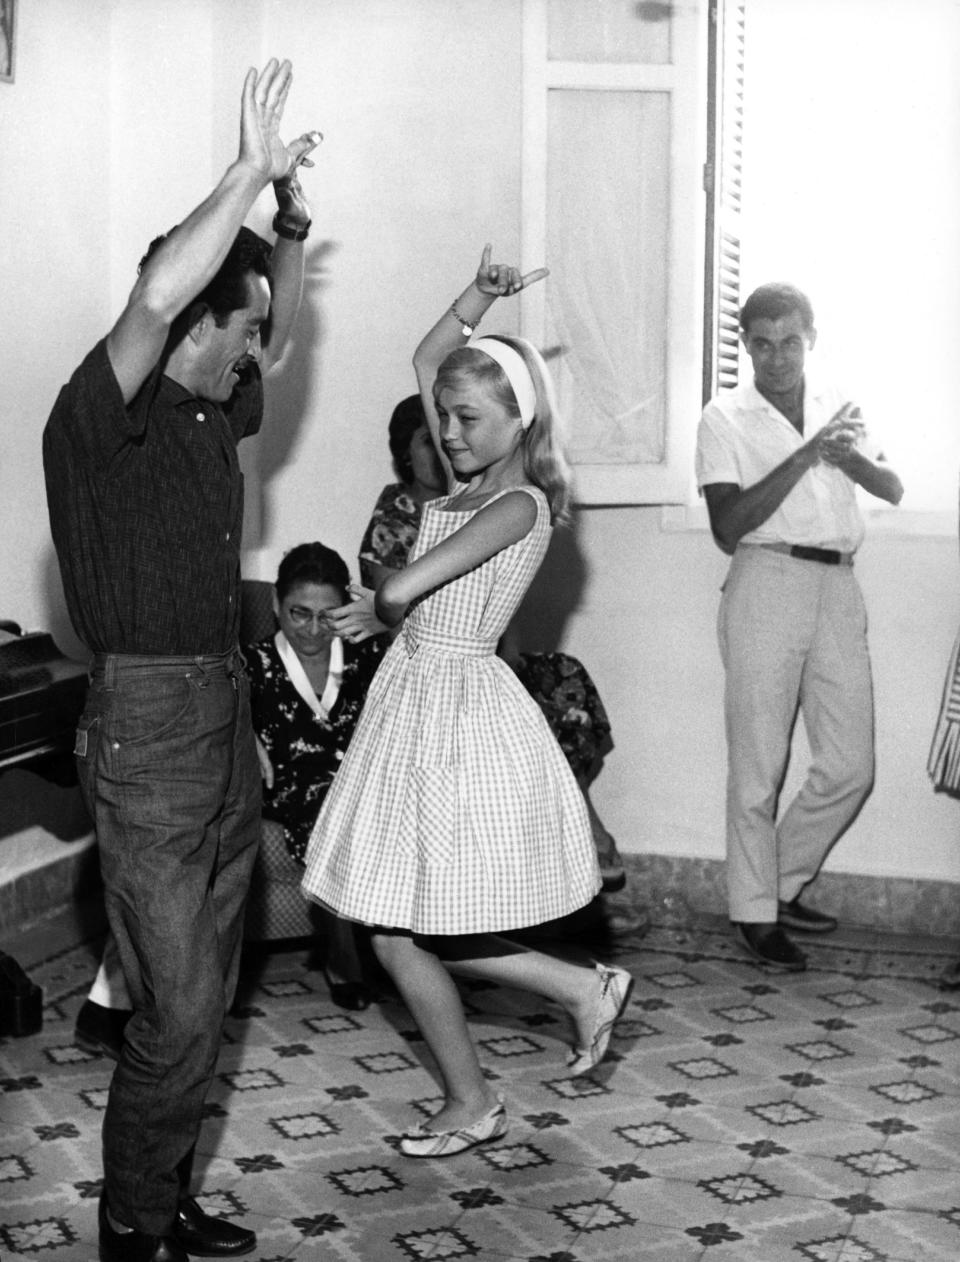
top-left (412, 245), bottom-right (548, 490)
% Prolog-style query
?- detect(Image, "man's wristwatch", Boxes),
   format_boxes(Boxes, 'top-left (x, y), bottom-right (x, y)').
top-left (272, 212), bottom-right (311, 242)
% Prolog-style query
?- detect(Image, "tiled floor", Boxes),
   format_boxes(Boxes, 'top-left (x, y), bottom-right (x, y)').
top-left (3, 908), bottom-right (960, 1261)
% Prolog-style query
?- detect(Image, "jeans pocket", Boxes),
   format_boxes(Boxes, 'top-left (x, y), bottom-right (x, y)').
top-left (113, 674), bottom-right (199, 747)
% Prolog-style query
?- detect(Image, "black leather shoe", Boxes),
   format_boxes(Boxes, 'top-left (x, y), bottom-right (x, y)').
top-left (322, 967), bottom-right (371, 1012)
top-left (175, 1197), bottom-right (256, 1257)
top-left (76, 1000), bottom-right (132, 1061)
top-left (600, 866), bottom-right (627, 893)
top-left (327, 979), bottom-right (372, 1011)
top-left (99, 1193), bottom-right (187, 1262)
top-left (735, 922), bottom-right (807, 972)
top-left (777, 898), bottom-right (838, 934)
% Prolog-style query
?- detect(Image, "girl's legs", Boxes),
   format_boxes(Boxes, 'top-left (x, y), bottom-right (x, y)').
top-left (371, 930), bottom-right (499, 1132)
top-left (436, 933), bottom-right (607, 1055)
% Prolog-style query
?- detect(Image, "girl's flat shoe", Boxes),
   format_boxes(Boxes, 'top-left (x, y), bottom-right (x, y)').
top-left (568, 963), bottom-right (634, 1077)
top-left (399, 1100), bottom-right (508, 1158)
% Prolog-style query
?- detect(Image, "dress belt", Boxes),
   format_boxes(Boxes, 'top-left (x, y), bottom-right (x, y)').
top-left (402, 627), bottom-right (497, 658)
top-left (753, 542), bottom-right (854, 567)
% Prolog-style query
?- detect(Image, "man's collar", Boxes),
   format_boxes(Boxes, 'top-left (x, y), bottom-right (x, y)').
top-left (158, 373), bottom-right (198, 405)
top-left (746, 376), bottom-right (827, 416)
top-left (158, 372), bottom-right (224, 414)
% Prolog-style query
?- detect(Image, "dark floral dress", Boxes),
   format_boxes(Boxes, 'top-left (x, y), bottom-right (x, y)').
top-left (358, 483), bottom-right (423, 587)
top-left (358, 483), bottom-right (612, 781)
top-left (246, 634), bottom-right (384, 864)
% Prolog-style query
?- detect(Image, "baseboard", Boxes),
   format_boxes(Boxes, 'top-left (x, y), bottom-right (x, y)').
top-left (616, 854), bottom-right (960, 939)
top-left (0, 843), bottom-right (101, 940)
top-left (3, 846), bottom-right (960, 941)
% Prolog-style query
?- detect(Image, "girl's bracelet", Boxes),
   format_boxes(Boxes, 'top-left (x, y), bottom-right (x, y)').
top-left (450, 299), bottom-right (479, 337)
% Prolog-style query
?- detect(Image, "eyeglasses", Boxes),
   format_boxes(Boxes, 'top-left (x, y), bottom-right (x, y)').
top-left (285, 606), bottom-right (335, 629)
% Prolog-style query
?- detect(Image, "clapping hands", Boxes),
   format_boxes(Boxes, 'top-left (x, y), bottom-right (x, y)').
top-left (240, 58), bottom-right (322, 185)
top-left (817, 403), bottom-right (866, 468)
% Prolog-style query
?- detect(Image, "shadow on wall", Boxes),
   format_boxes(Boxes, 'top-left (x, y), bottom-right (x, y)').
top-left (511, 518), bottom-right (589, 653)
top-left (247, 240), bottom-right (336, 549)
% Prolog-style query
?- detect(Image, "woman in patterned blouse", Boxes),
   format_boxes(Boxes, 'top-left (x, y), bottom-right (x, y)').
top-left (246, 542), bottom-right (383, 1008)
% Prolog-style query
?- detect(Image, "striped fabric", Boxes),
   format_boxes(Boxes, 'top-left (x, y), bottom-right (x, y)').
top-left (301, 486), bottom-right (601, 934)
top-left (929, 631), bottom-right (960, 794)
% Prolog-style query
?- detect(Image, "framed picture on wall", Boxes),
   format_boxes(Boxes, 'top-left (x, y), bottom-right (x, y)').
top-left (0, 0), bottom-right (15, 84)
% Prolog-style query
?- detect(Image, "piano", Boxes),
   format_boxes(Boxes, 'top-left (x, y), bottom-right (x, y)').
top-left (0, 626), bottom-right (89, 1036)
top-left (0, 624), bottom-right (88, 781)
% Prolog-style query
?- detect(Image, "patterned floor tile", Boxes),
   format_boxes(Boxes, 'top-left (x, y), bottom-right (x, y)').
top-left (838, 1206), bottom-right (960, 1261)
top-left (5, 917), bottom-right (960, 1260)
top-left (702, 1197), bottom-right (860, 1261)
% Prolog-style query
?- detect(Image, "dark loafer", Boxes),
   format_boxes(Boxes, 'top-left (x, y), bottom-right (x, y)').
top-left (99, 1193), bottom-right (187, 1262)
top-left (323, 970), bottom-right (372, 1011)
top-left (735, 922), bottom-right (807, 972)
top-left (175, 1197), bottom-right (256, 1257)
top-left (75, 999), bottom-right (132, 1061)
top-left (940, 959), bottom-right (960, 991)
top-left (777, 899), bottom-right (838, 934)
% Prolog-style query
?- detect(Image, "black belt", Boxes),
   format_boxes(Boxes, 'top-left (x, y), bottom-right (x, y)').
top-left (755, 542), bottom-right (854, 566)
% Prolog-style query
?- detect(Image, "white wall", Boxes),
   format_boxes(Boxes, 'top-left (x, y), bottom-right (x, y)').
top-left (0, 0), bottom-right (957, 898)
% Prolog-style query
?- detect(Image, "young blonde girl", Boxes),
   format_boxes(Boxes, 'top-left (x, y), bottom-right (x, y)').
top-left (302, 246), bottom-right (632, 1157)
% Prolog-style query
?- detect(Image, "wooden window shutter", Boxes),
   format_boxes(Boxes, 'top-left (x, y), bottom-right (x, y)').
top-left (702, 0), bottom-right (746, 405)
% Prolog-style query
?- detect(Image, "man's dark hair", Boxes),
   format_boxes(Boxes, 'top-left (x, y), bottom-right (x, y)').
top-left (139, 225), bottom-right (274, 344)
top-left (739, 283), bottom-right (814, 335)
top-left (388, 394), bottom-right (427, 484)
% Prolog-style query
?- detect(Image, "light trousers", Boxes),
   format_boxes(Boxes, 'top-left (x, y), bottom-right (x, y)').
top-left (718, 547), bottom-right (875, 924)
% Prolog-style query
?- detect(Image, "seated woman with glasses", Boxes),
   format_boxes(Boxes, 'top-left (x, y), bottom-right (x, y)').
top-left (245, 541), bottom-right (384, 1009)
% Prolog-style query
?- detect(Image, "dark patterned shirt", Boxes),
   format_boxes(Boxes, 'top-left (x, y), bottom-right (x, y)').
top-left (42, 338), bottom-right (262, 655)
top-left (246, 633), bottom-right (384, 863)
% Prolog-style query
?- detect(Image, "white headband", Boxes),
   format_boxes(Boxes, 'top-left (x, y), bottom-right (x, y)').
top-left (470, 337), bottom-right (537, 429)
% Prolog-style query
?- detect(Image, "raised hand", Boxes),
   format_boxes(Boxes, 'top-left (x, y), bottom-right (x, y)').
top-left (325, 587), bottom-right (389, 643)
top-left (239, 59), bottom-right (322, 184)
top-left (474, 243), bottom-right (549, 297)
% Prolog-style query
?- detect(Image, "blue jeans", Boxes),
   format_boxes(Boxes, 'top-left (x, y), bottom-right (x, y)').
top-left (76, 650), bottom-right (260, 1235)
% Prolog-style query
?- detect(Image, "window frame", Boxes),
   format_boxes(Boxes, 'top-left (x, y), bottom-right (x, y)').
top-left (519, 0), bottom-right (707, 506)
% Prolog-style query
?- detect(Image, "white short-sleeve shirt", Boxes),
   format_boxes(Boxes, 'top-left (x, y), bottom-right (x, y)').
top-left (695, 379), bottom-right (881, 553)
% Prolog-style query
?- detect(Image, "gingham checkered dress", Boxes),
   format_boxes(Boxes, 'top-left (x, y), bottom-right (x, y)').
top-left (301, 485), bottom-right (601, 934)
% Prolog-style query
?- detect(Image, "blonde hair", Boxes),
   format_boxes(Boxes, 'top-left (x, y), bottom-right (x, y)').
top-left (433, 335), bottom-right (574, 524)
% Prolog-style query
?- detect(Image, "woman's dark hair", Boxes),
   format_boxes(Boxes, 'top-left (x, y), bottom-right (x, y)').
top-left (739, 282), bottom-right (814, 335)
top-left (388, 394), bottom-right (426, 484)
top-left (275, 542), bottom-right (350, 603)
